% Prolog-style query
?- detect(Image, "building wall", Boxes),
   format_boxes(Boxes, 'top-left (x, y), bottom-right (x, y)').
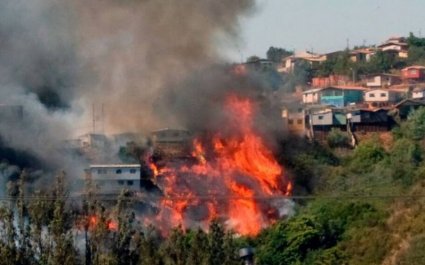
top-left (89, 165), bottom-right (141, 194)
top-left (413, 91), bottom-right (425, 99)
top-left (402, 68), bottom-right (425, 80)
top-left (303, 92), bottom-right (320, 104)
top-left (319, 88), bottom-right (363, 107)
top-left (311, 112), bottom-right (333, 126)
top-left (365, 90), bottom-right (389, 102)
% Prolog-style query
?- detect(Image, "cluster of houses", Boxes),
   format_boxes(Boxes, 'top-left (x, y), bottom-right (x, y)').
top-left (275, 37), bottom-right (425, 144)
top-left (281, 78), bottom-right (425, 144)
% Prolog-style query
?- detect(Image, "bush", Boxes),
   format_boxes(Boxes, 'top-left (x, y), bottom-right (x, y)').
top-left (327, 128), bottom-right (350, 148)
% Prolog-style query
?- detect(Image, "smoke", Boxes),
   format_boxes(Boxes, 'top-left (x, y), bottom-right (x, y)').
top-left (74, 0), bottom-right (256, 133)
top-left (0, 0), bottom-right (257, 187)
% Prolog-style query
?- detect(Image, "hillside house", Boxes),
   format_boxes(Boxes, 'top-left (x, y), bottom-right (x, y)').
top-left (151, 128), bottom-right (192, 158)
top-left (401, 66), bottom-right (425, 81)
top-left (347, 108), bottom-right (394, 132)
top-left (311, 75), bottom-right (350, 88)
top-left (319, 86), bottom-right (365, 107)
top-left (86, 164), bottom-right (141, 195)
top-left (307, 108), bottom-right (347, 141)
top-left (412, 86), bottom-right (425, 99)
top-left (394, 98), bottom-right (425, 119)
top-left (377, 37), bottom-right (408, 58)
top-left (362, 74), bottom-right (402, 88)
top-left (278, 51), bottom-right (326, 73)
top-left (243, 58), bottom-right (276, 72)
top-left (281, 103), bottom-right (305, 137)
top-left (302, 88), bottom-right (322, 104)
top-left (364, 89), bottom-right (405, 108)
top-left (349, 48), bottom-right (375, 62)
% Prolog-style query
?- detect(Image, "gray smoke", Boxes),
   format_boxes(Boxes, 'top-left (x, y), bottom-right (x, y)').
top-left (0, 0), bottom-right (256, 179)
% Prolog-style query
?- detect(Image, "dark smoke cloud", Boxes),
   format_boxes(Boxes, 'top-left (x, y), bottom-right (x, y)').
top-left (74, 0), bottom-right (255, 133)
top-left (0, 0), bottom-right (256, 180)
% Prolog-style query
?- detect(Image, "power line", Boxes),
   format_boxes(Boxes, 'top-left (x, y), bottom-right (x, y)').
top-left (1, 194), bottom-right (425, 202)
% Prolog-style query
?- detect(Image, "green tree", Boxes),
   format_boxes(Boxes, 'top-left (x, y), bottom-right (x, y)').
top-left (266, 47), bottom-right (293, 63)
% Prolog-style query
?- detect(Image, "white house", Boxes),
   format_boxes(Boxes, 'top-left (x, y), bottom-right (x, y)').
top-left (302, 88), bottom-right (322, 104)
top-left (278, 51), bottom-right (326, 73)
top-left (412, 87), bottom-right (425, 99)
top-left (364, 89), bottom-right (404, 108)
top-left (86, 164), bottom-right (141, 195)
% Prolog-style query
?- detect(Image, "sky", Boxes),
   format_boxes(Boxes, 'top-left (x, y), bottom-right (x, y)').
top-left (225, 0), bottom-right (425, 62)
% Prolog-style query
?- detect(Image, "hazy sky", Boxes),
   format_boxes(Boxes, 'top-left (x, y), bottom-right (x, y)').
top-left (225, 0), bottom-right (425, 61)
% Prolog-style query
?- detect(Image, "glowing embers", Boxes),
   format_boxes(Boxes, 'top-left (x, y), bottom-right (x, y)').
top-left (150, 95), bottom-right (292, 235)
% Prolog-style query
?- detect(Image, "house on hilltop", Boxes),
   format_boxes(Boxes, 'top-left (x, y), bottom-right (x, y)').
top-left (378, 37), bottom-right (409, 58)
top-left (278, 51), bottom-right (326, 73)
top-left (349, 48), bottom-right (376, 63)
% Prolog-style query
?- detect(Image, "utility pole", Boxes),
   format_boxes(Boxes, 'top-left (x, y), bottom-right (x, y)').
top-left (92, 103), bottom-right (96, 134)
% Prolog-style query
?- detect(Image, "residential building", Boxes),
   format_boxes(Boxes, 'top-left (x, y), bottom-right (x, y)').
top-left (394, 98), bottom-right (425, 119)
top-left (281, 103), bottom-right (305, 137)
top-left (401, 65), bottom-right (425, 81)
top-left (319, 86), bottom-right (365, 107)
top-left (311, 75), bottom-right (350, 88)
top-left (302, 88), bottom-right (322, 104)
top-left (364, 89), bottom-right (405, 108)
top-left (412, 86), bottom-right (425, 99)
top-left (278, 51), bottom-right (326, 73)
top-left (349, 48), bottom-right (375, 62)
top-left (347, 108), bottom-right (394, 132)
top-left (377, 37), bottom-right (408, 58)
top-left (86, 164), bottom-right (142, 195)
top-left (362, 74), bottom-right (402, 88)
top-left (151, 128), bottom-right (192, 158)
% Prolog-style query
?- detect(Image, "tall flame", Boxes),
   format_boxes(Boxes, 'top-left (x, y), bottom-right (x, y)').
top-left (149, 95), bottom-right (292, 235)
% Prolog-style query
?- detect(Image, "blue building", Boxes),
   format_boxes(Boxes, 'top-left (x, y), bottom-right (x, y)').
top-left (319, 86), bottom-right (365, 107)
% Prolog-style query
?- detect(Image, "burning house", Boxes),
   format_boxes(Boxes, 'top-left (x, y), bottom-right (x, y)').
top-left (151, 128), bottom-right (192, 159)
top-left (85, 164), bottom-right (142, 196)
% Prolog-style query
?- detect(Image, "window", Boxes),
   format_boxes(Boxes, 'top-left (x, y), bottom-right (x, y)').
top-left (116, 169), bottom-right (122, 174)
top-left (318, 115), bottom-right (324, 120)
top-left (380, 93), bottom-right (386, 97)
top-left (288, 119), bottom-right (294, 125)
top-left (297, 119), bottom-right (303, 125)
top-left (369, 93), bottom-right (375, 97)
top-left (130, 169), bottom-right (137, 174)
top-left (127, 180), bottom-right (134, 186)
top-left (118, 180), bottom-right (124, 185)
top-left (97, 169), bottom-right (107, 174)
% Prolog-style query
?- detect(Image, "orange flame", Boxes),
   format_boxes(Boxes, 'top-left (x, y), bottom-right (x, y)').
top-left (150, 95), bottom-right (292, 235)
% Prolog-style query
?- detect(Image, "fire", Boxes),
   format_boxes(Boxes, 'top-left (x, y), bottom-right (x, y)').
top-left (149, 95), bottom-right (292, 235)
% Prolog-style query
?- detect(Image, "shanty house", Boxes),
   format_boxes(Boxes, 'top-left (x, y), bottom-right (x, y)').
top-left (347, 108), bottom-right (394, 132)
top-left (394, 98), bottom-right (425, 119)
